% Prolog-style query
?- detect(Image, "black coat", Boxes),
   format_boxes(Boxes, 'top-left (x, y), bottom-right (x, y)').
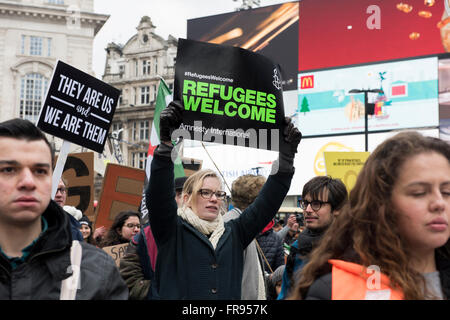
top-left (147, 151), bottom-right (293, 299)
top-left (256, 229), bottom-right (285, 273)
top-left (306, 251), bottom-right (450, 300)
top-left (0, 201), bottom-right (128, 299)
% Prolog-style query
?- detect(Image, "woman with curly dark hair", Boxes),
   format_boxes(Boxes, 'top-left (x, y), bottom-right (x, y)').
top-left (290, 131), bottom-right (450, 300)
top-left (100, 211), bottom-right (142, 248)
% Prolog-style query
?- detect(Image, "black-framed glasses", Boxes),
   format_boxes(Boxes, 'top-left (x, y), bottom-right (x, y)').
top-left (125, 223), bottom-right (141, 229)
top-left (56, 187), bottom-right (66, 194)
top-left (299, 200), bottom-right (329, 211)
top-left (198, 189), bottom-right (226, 200)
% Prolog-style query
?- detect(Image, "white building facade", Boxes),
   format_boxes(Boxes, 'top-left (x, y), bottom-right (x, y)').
top-left (0, 0), bottom-right (108, 151)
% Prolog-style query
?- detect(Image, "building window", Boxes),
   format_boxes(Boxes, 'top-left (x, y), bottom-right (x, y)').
top-left (30, 36), bottom-right (43, 56)
top-left (20, 35), bottom-right (52, 56)
top-left (152, 84), bottom-right (157, 102)
top-left (139, 120), bottom-right (149, 140)
top-left (132, 122), bottom-right (138, 141)
top-left (143, 60), bottom-right (150, 75)
top-left (20, 73), bottom-right (48, 122)
top-left (47, 38), bottom-right (52, 57)
top-left (132, 152), bottom-right (147, 169)
top-left (48, 0), bottom-right (64, 4)
top-left (21, 35), bottom-right (25, 54)
top-left (141, 86), bottom-right (150, 104)
top-left (153, 57), bottom-right (158, 74)
top-left (118, 90), bottom-right (123, 105)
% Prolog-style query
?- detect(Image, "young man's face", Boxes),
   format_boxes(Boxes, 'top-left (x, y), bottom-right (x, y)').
top-left (302, 189), bottom-right (335, 232)
top-left (0, 138), bottom-right (52, 226)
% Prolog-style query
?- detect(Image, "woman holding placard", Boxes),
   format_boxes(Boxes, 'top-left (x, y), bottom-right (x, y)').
top-left (146, 100), bottom-right (301, 299)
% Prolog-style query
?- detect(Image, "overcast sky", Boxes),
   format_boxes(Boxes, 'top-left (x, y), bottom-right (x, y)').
top-left (92, 0), bottom-right (295, 77)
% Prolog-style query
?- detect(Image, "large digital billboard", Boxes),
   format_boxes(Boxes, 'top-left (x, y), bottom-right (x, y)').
top-left (187, 1), bottom-right (299, 91)
top-left (295, 57), bottom-right (439, 137)
top-left (299, 0), bottom-right (450, 72)
top-left (183, 129), bottom-right (439, 196)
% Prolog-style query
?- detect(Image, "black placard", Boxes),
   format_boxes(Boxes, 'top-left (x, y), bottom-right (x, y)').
top-left (173, 39), bottom-right (285, 151)
top-left (37, 60), bottom-right (119, 153)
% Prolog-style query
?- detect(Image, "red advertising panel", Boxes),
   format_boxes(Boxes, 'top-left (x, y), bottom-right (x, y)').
top-left (299, 0), bottom-right (450, 71)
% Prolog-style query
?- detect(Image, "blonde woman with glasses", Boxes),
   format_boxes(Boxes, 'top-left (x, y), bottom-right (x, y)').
top-left (146, 101), bottom-right (302, 299)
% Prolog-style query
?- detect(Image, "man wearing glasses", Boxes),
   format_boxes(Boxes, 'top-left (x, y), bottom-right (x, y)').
top-left (278, 176), bottom-right (348, 299)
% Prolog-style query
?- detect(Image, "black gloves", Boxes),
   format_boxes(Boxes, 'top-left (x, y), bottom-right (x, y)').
top-left (275, 117), bottom-right (302, 174)
top-left (159, 100), bottom-right (184, 143)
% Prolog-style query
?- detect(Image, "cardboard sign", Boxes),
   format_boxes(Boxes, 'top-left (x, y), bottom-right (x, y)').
top-left (173, 39), bottom-right (285, 151)
top-left (61, 152), bottom-right (95, 222)
top-left (37, 60), bottom-right (119, 153)
top-left (103, 243), bottom-right (129, 267)
top-left (94, 163), bottom-right (145, 230)
top-left (324, 152), bottom-right (370, 192)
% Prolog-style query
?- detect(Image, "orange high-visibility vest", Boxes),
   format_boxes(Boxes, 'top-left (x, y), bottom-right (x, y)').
top-left (329, 259), bottom-right (404, 300)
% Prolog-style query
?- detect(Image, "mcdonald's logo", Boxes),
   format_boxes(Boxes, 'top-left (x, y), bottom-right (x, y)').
top-left (300, 75), bottom-right (314, 89)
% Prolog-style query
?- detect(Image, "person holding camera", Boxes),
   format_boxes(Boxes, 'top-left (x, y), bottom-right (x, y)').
top-left (279, 213), bottom-right (302, 247)
top-left (277, 176), bottom-right (348, 299)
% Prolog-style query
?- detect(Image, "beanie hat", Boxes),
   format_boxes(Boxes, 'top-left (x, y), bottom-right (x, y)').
top-left (175, 176), bottom-right (188, 191)
top-left (79, 215), bottom-right (93, 231)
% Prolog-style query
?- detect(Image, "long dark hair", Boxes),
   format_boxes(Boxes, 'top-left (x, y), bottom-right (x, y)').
top-left (100, 210), bottom-right (141, 247)
top-left (290, 131), bottom-right (450, 300)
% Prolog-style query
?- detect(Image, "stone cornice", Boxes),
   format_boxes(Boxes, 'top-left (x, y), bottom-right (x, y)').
top-left (113, 105), bottom-right (155, 120)
top-left (0, 2), bottom-right (109, 34)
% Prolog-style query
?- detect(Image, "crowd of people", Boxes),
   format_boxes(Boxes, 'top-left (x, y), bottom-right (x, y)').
top-left (0, 100), bottom-right (449, 300)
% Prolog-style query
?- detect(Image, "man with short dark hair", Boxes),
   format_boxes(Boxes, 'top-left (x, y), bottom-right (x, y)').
top-left (278, 176), bottom-right (348, 299)
top-left (0, 118), bottom-right (128, 299)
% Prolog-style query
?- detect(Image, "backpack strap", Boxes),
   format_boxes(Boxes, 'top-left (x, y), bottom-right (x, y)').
top-left (60, 240), bottom-right (82, 300)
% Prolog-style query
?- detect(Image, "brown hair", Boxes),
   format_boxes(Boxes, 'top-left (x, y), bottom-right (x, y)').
top-left (290, 131), bottom-right (450, 300)
top-left (231, 174), bottom-right (266, 210)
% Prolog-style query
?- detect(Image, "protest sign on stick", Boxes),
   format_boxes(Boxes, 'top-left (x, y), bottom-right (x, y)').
top-left (36, 60), bottom-right (120, 199)
top-left (173, 39), bottom-right (285, 151)
top-left (37, 60), bottom-right (119, 153)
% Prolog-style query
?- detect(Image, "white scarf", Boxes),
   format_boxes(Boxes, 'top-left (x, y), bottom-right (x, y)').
top-left (177, 206), bottom-right (225, 249)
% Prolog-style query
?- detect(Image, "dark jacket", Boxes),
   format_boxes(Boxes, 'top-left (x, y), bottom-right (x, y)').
top-left (278, 228), bottom-right (325, 299)
top-left (119, 224), bottom-right (157, 300)
top-left (256, 226), bottom-right (285, 274)
top-left (305, 250), bottom-right (450, 300)
top-left (147, 150), bottom-right (293, 300)
top-left (67, 212), bottom-right (84, 242)
top-left (0, 200), bottom-right (128, 300)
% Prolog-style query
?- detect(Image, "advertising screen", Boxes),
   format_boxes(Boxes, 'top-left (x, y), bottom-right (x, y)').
top-left (183, 129), bottom-right (439, 196)
top-left (299, 0), bottom-right (450, 71)
top-left (295, 57), bottom-right (438, 137)
top-left (187, 2), bottom-right (299, 91)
